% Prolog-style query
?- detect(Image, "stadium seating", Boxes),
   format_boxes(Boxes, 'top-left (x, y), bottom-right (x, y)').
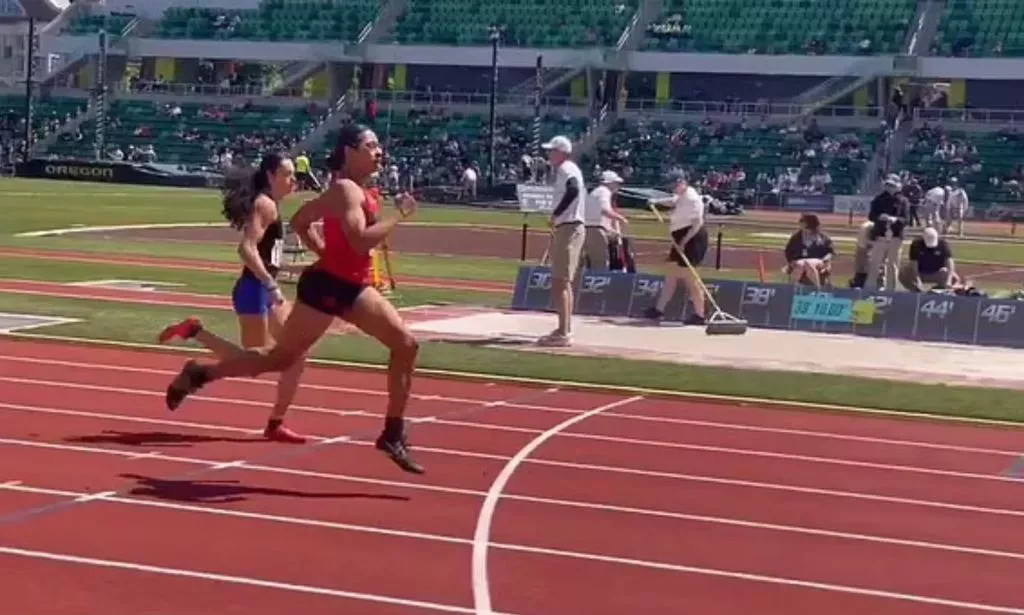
top-left (590, 117), bottom-right (877, 195)
top-left (152, 0), bottom-right (381, 42)
top-left (931, 0), bottom-right (1024, 57)
top-left (644, 0), bottom-right (916, 54)
top-left (61, 11), bottom-right (136, 35)
top-left (388, 0), bottom-right (638, 47)
top-left (0, 95), bottom-right (89, 142)
top-left (319, 108), bottom-right (589, 183)
top-left (901, 126), bottom-right (1024, 206)
top-left (46, 99), bottom-right (324, 165)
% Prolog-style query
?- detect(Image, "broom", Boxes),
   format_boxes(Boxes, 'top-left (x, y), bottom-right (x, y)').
top-left (649, 196), bottom-right (747, 335)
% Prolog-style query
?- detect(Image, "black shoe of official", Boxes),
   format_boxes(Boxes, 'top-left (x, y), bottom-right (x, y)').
top-left (683, 313), bottom-right (707, 326)
top-left (375, 433), bottom-right (424, 474)
top-left (642, 306), bottom-right (664, 320)
top-left (165, 360), bottom-right (210, 411)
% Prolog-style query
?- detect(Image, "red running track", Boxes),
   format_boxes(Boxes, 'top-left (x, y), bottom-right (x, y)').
top-left (1, 337), bottom-right (1024, 614)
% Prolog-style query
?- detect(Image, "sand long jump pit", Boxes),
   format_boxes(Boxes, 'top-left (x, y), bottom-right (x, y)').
top-left (408, 311), bottom-right (1024, 390)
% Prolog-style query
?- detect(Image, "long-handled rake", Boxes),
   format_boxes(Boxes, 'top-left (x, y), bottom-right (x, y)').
top-left (671, 238), bottom-right (748, 336)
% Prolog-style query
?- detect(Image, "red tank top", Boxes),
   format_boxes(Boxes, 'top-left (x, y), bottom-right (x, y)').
top-left (317, 187), bottom-right (381, 284)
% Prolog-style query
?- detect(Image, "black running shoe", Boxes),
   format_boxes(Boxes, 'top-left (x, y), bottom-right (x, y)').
top-left (375, 433), bottom-right (424, 474)
top-left (165, 360), bottom-right (210, 411)
top-left (642, 306), bottom-right (663, 320)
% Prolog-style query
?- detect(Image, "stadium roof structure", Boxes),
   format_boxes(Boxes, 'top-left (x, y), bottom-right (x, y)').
top-left (0, 0), bottom-right (60, 23)
top-left (37, 0), bottom-right (1024, 81)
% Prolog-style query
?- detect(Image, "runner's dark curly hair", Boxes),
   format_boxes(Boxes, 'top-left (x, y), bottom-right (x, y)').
top-left (221, 152), bottom-right (287, 230)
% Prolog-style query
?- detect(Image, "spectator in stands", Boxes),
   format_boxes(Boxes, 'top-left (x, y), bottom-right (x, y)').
top-left (783, 214), bottom-right (834, 288)
top-left (865, 174), bottom-right (907, 291)
top-left (899, 227), bottom-right (958, 292)
top-left (583, 170), bottom-right (629, 271)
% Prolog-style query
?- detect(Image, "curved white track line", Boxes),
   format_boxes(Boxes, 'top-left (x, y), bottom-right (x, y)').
top-left (470, 394), bottom-right (643, 614)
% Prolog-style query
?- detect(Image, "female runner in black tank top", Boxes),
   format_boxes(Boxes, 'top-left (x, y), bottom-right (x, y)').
top-left (156, 153), bottom-right (309, 444)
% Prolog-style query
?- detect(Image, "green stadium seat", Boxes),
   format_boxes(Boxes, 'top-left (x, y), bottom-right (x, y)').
top-left (0, 95), bottom-right (89, 145)
top-left (644, 0), bottom-right (916, 55)
top-left (318, 108), bottom-right (589, 182)
top-left (388, 0), bottom-right (639, 48)
top-left (150, 0), bottom-right (382, 43)
top-left (588, 117), bottom-right (877, 195)
top-left (62, 11), bottom-right (136, 36)
top-left (901, 126), bottom-right (1024, 208)
top-left (45, 100), bottom-right (325, 166)
top-left (931, 0), bottom-right (1024, 57)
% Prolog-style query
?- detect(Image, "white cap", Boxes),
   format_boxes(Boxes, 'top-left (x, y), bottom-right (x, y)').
top-left (600, 170), bottom-right (623, 184)
top-left (542, 135), bottom-right (572, 154)
top-left (923, 227), bottom-right (939, 248)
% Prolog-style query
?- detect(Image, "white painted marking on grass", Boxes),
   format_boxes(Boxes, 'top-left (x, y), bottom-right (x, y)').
top-left (471, 394), bottom-right (642, 615)
top-left (0, 313), bottom-right (82, 334)
top-left (0, 547), bottom-right (497, 614)
top-left (14, 222), bottom-right (225, 238)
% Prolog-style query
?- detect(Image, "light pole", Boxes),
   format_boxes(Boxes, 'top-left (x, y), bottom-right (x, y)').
top-left (487, 24), bottom-right (502, 187)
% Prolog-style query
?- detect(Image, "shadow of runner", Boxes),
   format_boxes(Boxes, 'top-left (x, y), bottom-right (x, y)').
top-left (65, 430), bottom-right (264, 448)
top-left (119, 473), bottom-right (411, 504)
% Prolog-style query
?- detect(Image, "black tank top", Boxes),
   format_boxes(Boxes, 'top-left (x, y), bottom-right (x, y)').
top-left (243, 215), bottom-right (284, 280)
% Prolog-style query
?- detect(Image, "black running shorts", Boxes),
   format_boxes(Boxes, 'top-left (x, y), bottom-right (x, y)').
top-left (296, 267), bottom-right (368, 317)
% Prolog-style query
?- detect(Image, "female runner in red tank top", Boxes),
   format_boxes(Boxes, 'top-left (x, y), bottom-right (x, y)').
top-left (163, 124), bottom-right (424, 474)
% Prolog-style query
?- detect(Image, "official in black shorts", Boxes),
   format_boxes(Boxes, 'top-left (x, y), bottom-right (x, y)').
top-left (643, 173), bottom-right (709, 325)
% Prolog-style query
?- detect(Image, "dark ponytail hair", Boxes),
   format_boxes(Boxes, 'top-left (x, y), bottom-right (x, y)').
top-left (221, 151), bottom-right (287, 230)
top-left (327, 122), bottom-right (371, 172)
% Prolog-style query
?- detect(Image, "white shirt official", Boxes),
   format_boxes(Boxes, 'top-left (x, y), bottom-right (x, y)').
top-left (551, 160), bottom-right (585, 225)
top-left (668, 185), bottom-right (705, 231)
top-left (585, 184), bottom-right (614, 227)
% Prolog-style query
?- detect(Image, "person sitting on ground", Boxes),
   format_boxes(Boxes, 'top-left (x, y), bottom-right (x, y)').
top-left (899, 227), bottom-right (958, 292)
top-left (783, 213), bottom-right (834, 288)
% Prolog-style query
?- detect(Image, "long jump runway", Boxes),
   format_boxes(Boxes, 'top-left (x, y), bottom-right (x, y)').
top-left (1, 339), bottom-right (1024, 614)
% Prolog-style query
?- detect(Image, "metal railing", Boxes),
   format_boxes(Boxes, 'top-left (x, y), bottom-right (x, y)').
top-left (123, 80), bottom-right (306, 98)
top-left (622, 99), bottom-right (883, 118)
top-left (914, 107), bottom-right (1024, 125)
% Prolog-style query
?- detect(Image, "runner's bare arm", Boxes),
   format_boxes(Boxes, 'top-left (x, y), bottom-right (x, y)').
top-left (290, 193), bottom-right (327, 256)
top-left (238, 196), bottom-right (278, 286)
top-left (336, 180), bottom-right (407, 253)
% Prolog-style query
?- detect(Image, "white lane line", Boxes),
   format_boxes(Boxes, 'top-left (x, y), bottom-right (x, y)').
top-left (2, 353), bottom-right (1020, 458)
top-left (472, 395), bottom-right (643, 614)
top-left (0, 398), bottom-right (1016, 487)
top-left (0, 547), bottom-right (502, 614)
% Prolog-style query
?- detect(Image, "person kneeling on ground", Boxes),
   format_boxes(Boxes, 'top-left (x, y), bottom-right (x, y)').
top-left (899, 227), bottom-right (958, 292)
top-left (783, 213), bottom-right (834, 288)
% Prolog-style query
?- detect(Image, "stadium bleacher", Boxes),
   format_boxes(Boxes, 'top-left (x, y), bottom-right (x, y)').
top-left (931, 0), bottom-right (1024, 57)
top-left (151, 1), bottom-right (382, 42)
top-left (388, 0), bottom-right (637, 47)
top-left (321, 107), bottom-right (590, 184)
top-left (45, 99), bottom-right (324, 166)
top-left (901, 125), bottom-right (1024, 205)
top-left (644, 0), bottom-right (917, 54)
top-left (590, 117), bottom-right (878, 196)
top-left (0, 95), bottom-right (88, 143)
top-left (61, 11), bottom-right (136, 35)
